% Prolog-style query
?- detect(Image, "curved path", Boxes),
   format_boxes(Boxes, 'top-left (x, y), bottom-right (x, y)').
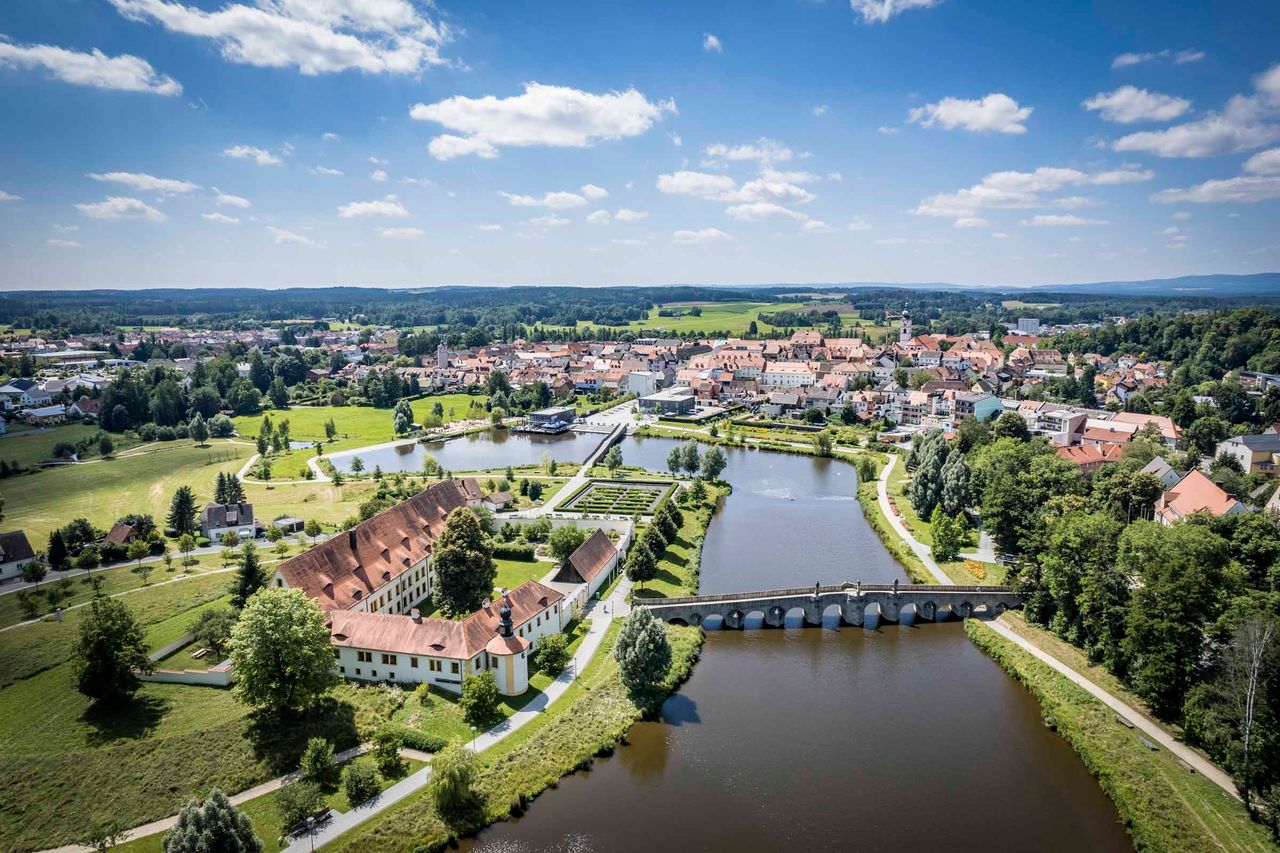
top-left (874, 453), bottom-right (1240, 801)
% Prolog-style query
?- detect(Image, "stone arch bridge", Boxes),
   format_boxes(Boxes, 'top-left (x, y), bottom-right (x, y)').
top-left (633, 582), bottom-right (1021, 628)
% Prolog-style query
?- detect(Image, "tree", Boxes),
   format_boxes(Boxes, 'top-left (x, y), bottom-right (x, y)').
top-left (700, 445), bottom-right (727, 480)
top-left (1226, 615), bottom-right (1277, 807)
top-left (603, 444), bottom-right (623, 474)
top-left (426, 743), bottom-right (479, 820)
top-left (350, 456), bottom-right (365, 475)
top-left (189, 412), bottom-right (209, 446)
top-left (342, 761), bottom-right (380, 806)
top-left (991, 412), bottom-right (1031, 441)
top-left (615, 607), bottom-right (671, 695)
top-left (431, 507), bottom-right (496, 616)
top-left (687, 476), bottom-right (708, 504)
top-left (680, 441), bottom-right (701, 475)
top-left (167, 486), bottom-right (198, 535)
top-left (813, 431), bottom-right (833, 457)
top-left (162, 789), bottom-right (262, 853)
top-left (625, 539), bottom-right (658, 588)
top-left (908, 430), bottom-right (948, 519)
top-left (210, 413), bottom-right (235, 438)
top-left (189, 607), bottom-right (237, 658)
top-left (128, 539), bottom-right (152, 584)
top-left (21, 553), bottom-right (47, 587)
top-left (268, 377), bottom-right (290, 409)
top-left (372, 727), bottom-right (404, 775)
top-left (548, 525), bottom-right (587, 563)
top-left (177, 533), bottom-right (196, 566)
top-left (459, 670), bottom-right (499, 726)
top-left (304, 518), bottom-right (322, 544)
top-left (232, 542), bottom-right (265, 608)
top-left (532, 632), bottom-right (570, 675)
top-left (229, 588), bottom-right (338, 713)
top-left (939, 451), bottom-right (971, 517)
top-left (930, 507), bottom-right (964, 563)
top-left (74, 596), bottom-right (152, 703)
top-left (97, 433), bottom-right (115, 458)
top-left (248, 348), bottom-right (271, 392)
top-left (48, 529), bottom-right (68, 569)
top-left (276, 780), bottom-right (323, 830)
top-left (324, 418), bottom-right (337, 442)
top-left (1186, 414), bottom-right (1230, 457)
top-left (666, 446), bottom-right (683, 476)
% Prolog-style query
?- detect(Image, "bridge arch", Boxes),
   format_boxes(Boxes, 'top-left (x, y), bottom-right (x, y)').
top-left (723, 609), bottom-right (746, 630)
top-left (764, 605), bottom-right (786, 628)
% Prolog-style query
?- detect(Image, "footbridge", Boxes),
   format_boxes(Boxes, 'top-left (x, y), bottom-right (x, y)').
top-left (634, 582), bottom-right (1021, 628)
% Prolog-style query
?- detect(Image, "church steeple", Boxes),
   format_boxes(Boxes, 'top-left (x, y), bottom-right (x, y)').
top-left (899, 309), bottom-right (913, 345)
top-left (497, 590), bottom-right (513, 638)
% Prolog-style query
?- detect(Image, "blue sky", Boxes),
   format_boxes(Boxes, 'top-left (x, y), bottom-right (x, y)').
top-left (0, 0), bottom-right (1277, 289)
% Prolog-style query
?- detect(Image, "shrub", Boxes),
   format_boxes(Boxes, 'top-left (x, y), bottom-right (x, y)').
top-left (372, 727), bottom-right (404, 775)
top-left (380, 724), bottom-right (447, 754)
top-left (492, 542), bottom-right (536, 560)
top-left (342, 761), bottom-right (381, 807)
top-left (299, 737), bottom-right (336, 783)
top-left (459, 671), bottom-right (499, 726)
top-left (531, 632), bottom-right (570, 675)
top-left (276, 780), bottom-right (323, 829)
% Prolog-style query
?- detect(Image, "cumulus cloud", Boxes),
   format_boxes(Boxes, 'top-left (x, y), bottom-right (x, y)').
top-left (411, 83), bottom-right (675, 159)
top-left (1111, 63), bottom-right (1280, 157)
top-left (581, 183), bottom-right (609, 201)
top-left (1020, 214), bottom-right (1109, 226)
top-left (725, 201), bottom-right (807, 221)
top-left (1112, 48), bottom-right (1204, 69)
top-left (1083, 86), bottom-right (1191, 123)
top-left (499, 190), bottom-right (587, 210)
top-left (267, 226), bottom-right (322, 247)
top-left (671, 227), bottom-right (731, 245)
top-left (908, 93), bottom-right (1032, 134)
top-left (522, 214), bottom-right (569, 228)
top-left (801, 219), bottom-right (836, 233)
top-left (201, 212), bottom-right (239, 224)
top-left (1244, 147), bottom-right (1280, 175)
top-left (846, 216), bottom-right (872, 231)
top-left (476, 224), bottom-right (502, 231)
top-left (703, 34), bottom-right (722, 53)
top-left (322, 132), bottom-right (341, 141)
top-left (88, 171), bottom-right (200, 194)
top-left (704, 137), bottom-right (793, 164)
top-left (1153, 175), bottom-right (1280, 204)
top-left (614, 208), bottom-right (648, 222)
top-left (337, 194), bottom-right (409, 218)
top-left (0, 190), bottom-right (23, 202)
top-left (75, 196), bottom-right (166, 221)
top-left (223, 145), bottom-right (281, 165)
top-left (914, 166), bottom-right (1152, 220)
top-left (954, 217), bottom-right (989, 228)
top-left (370, 169), bottom-right (388, 182)
top-left (214, 188), bottom-right (251, 208)
top-left (46, 238), bottom-right (82, 248)
top-left (309, 165), bottom-right (343, 176)
top-left (380, 227), bottom-right (423, 239)
top-left (0, 39), bottom-right (181, 95)
top-left (850, 0), bottom-right (942, 24)
top-left (106, 0), bottom-right (449, 76)
top-left (656, 170), bottom-right (815, 205)
top-left (586, 210), bottom-right (611, 225)
top-left (813, 104), bottom-right (829, 117)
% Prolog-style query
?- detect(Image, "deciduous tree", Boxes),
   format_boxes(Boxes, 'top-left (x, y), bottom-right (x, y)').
top-left (432, 508), bottom-right (496, 616)
top-left (229, 588), bottom-right (338, 713)
top-left (74, 596), bottom-right (152, 703)
top-left (162, 790), bottom-right (262, 853)
top-left (614, 607), bottom-right (671, 695)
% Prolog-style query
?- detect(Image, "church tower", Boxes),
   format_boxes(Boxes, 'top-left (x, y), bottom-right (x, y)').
top-left (898, 309), bottom-right (913, 345)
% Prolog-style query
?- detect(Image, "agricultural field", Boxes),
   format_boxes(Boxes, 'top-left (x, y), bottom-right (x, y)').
top-left (234, 394), bottom-right (488, 455)
top-left (561, 480), bottom-right (671, 514)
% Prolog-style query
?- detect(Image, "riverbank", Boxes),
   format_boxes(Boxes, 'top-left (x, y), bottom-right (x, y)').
top-left (855, 473), bottom-right (934, 584)
top-left (966, 619), bottom-right (1275, 852)
top-left (330, 621), bottom-right (704, 852)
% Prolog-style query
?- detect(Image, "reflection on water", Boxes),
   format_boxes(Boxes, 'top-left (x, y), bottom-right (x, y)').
top-left (327, 430), bottom-right (584, 474)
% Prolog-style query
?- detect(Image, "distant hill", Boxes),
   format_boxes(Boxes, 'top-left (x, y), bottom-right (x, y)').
top-left (748, 273), bottom-right (1280, 297)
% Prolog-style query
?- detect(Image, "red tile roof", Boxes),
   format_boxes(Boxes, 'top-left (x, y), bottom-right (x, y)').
top-left (553, 529), bottom-right (616, 586)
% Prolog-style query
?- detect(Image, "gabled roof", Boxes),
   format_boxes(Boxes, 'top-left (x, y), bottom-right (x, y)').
top-left (553, 529), bottom-right (615, 586)
top-left (0, 531), bottom-right (34, 564)
top-left (104, 522), bottom-right (136, 546)
top-left (1156, 469), bottom-right (1243, 523)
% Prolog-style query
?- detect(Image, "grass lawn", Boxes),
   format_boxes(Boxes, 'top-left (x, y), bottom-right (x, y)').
top-left (0, 423), bottom-right (129, 468)
top-left (493, 557), bottom-right (552, 591)
top-left (333, 621), bottom-right (703, 853)
top-left (234, 394), bottom-right (488, 454)
top-left (941, 558), bottom-right (1009, 586)
top-left (633, 484), bottom-right (723, 599)
top-left (855, 478), bottom-right (933, 584)
top-left (0, 440), bottom-right (250, 546)
top-left (967, 619), bottom-right (1274, 853)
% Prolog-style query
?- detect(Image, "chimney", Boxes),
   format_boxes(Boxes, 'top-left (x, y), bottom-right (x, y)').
top-left (348, 529), bottom-right (357, 550)
top-left (410, 608), bottom-right (421, 623)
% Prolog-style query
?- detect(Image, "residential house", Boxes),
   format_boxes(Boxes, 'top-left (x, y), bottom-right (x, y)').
top-left (0, 531), bottom-right (35, 582)
top-left (1155, 470), bottom-right (1247, 525)
top-left (1141, 456), bottom-right (1183, 489)
top-left (552, 528), bottom-right (621, 600)
top-left (200, 502), bottom-right (256, 541)
top-left (1215, 433), bottom-right (1280, 476)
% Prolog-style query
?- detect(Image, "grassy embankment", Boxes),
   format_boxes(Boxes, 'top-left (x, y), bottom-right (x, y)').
top-left (966, 619), bottom-right (1276, 853)
top-left (332, 621), bottom-right (703, 853)
top-left (0, 423), bottom-right (141, 468)
top-left (633, 483), bottom-right (724, 599)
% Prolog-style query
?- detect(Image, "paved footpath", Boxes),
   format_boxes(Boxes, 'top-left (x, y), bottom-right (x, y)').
top-left (875, 453), bottom-right (1240, 801)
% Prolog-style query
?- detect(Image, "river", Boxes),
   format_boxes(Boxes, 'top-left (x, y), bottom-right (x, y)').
top-left (434, 432), bottom-right (1132, 850)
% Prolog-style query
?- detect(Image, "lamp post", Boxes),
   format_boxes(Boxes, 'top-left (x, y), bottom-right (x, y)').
top-left (470, 724), bottom-right (478, 752)
top-left (306, 815), bottom-right (315, 853)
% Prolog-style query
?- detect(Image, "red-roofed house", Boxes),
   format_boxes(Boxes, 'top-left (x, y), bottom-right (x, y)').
top-left (1154, 470), bottom-right (1247, 525)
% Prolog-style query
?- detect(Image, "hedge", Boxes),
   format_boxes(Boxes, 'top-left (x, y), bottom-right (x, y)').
top-left (493, 543), bottom-right (536, 560)
top-left (378, 725), bottom-right (447, 754)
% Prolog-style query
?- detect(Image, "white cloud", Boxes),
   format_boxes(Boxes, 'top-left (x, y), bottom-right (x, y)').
top-left (1020, 214), bottom-right (1109, 226)
top-left (476, 224), bottom-right (502, 231)
top-left (87, 171), bottom-right (200, 194)
top-left (725, 202), bottom-right (807, 221)
top-left (915, 166), bottom-right (1152, 219)
top-left (802, 219), bottom-right (836, 233)
top-left (411, 83), bottom-right (675, 159)
top-left (369, 156), bottom-right (388, 165)
top-left (908, 93), bottom-right (1032, 134)
top-left (75, 196), bottom-right (166, 221)
top-left (1152, 175), bottom-right (1280, 204)
top-left (370, 169), bottom-right (388, 182)
top-left (846, 216), bottom-right (871, 231)
top-left (877, 125), bottom-right (899, 135)
top-left (612, 237), bottom-right (647, 246)
top-left (614, 208), bottom-right (648, 222)
top-left (1083, 86), bottom-right (1191, 123)
top-left (992, 232), bottom-right (1008, 239)
top-left (1112, 64), bottom-right (1280, 157)
top-left (46, 238), bottom-right (82, 248)
top-left (703, 34), bottom-right (722, 53)
top-left (875, 237), bottom-right (909, 245)
top-left (337, 194), bottom-right (408, 218)
top-left (1244, 147), bottom-right (1280, 175)
top-left (499, 190), bottom-right (587, 210)
top-left (380, 227), bottom-right (423, 239)
top-left (0, 40), bottom-right (181, 95)
top-left (586, 210), bottom-right (611, 225)
top-left (223, 145), bottom-right (280, 165)
top-left (106, 0), bottom-right (449, 76)
top-left (322, 132), bottom-right (340, 141)
top-left (309, 165), bottom-right (344, 176)
top-left (656, 170), bottom-right (814, 205)
top-left (813, 104), bottom-right (829, 117)
top-left (704, 138), bottom-right (793, 164)
top-left (1112, 48), bottom-right (1205, 69)
top-left (668, 132), bottom-right (683, 147)
top-left (826, 171), bottom-right (843, 182)
top-left (954, 217), bottom-right (989, 228)
top-left (0, 190), bottom-right (22, 202)
top-left (267, 226), bottom-right (322, 247)
top-left (1172, 211), bottom-right (1192, 221)
top-left (201, 212), bottom-right (239, 224)
top-left (523, 214), bottom-right (569, 228)
top-left (52, 224), bottom-right (78, 232)
top-left (672, 227), bottom-right (731, 245)
top-left (581, 184), bottom-right (609, 201)
top-left (850, 0), bottom-right (942, 24)
top-left (214, 188), bottom-right (251, 208)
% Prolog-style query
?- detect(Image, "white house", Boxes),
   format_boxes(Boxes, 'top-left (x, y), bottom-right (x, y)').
top-left (199, 502), bottom-right (256, 541)
top-left (0, 531), bottom-right (35, 583)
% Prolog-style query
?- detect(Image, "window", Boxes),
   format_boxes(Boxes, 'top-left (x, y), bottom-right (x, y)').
top-left (429, 660), bottom-right (442, 672)
top-left (371, 670), bottom-right (378, 678)
top-left (333, 648), bottom-right (340, 659)
top-left (450, 662), bottom-right (459, 674)
top-left (357, 651), bottom-right (372, 663)
top-left (355, 668), bottom-right (362, 676)
top-left (339, 666), bottom-right (345, 674)
top-left (410, 657), bottom-right (419, 668)
top-left (381, 653), bottom-right (398, 665)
